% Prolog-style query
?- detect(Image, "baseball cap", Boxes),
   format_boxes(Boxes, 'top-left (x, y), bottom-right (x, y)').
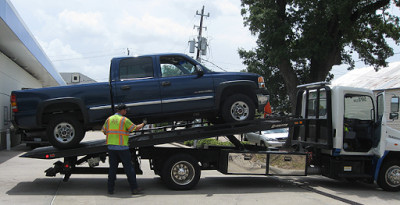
top-left (116, 103), bottom-right (128, 111)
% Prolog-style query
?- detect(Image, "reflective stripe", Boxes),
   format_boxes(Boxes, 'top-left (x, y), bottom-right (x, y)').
top-left (119, 117), bottom-right (126, 130)
top-left (106, 119), bottom-right (111, 144)
top-left (128, 124), bottom-right (137, 132)
top-left (106, 131), bottom-right (129, 135)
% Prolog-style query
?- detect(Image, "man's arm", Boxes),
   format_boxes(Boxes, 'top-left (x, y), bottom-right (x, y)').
top-left (101, 118), bottom-right (109, 135)
top-left (134, 123), bottom-right (145, 131)
top-left (126, 118), bottom-right (146, 132)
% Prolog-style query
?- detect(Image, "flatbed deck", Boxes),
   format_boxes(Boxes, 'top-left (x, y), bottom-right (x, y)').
top-left (21, 117), bottom-right (294, 159)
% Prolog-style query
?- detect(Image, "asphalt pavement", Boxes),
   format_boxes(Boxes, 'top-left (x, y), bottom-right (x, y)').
top-left (1, 132), bottom-right (400, 205)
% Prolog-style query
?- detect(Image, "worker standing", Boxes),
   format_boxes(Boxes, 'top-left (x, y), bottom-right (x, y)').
top-left (102, 103), bottom-right (146, 195)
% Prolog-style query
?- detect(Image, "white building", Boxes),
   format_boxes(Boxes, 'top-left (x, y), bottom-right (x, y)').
top-left (60, 72), bottom-right (97, 85)
top-left (0, 0), bottom-right (65, 149)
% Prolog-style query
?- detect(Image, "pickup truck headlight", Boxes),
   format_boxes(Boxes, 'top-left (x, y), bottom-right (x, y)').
top-left (258, 77), bottom-right (265, 88)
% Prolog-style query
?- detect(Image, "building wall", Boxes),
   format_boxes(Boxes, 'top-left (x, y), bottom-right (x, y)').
top-left (0, 51), bottom-right (42, 149)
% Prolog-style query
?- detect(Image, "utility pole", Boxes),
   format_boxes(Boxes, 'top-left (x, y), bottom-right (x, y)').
top-left (192, 6), bottom-right (209, 62)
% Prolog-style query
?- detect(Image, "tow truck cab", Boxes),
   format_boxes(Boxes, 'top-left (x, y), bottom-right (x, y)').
top-left (292, 82), bottom-right (400, 191)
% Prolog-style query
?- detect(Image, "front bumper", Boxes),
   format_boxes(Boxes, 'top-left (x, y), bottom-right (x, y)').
top-left (256, 88), bottom-right (269, 110)
top-left (266, 141), bottom-right (285, 148)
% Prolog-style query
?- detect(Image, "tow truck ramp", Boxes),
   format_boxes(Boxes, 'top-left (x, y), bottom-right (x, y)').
top-left (20, 118), bottom-right (310, 189)
top-left (21, 118), bottom-right (294, 159)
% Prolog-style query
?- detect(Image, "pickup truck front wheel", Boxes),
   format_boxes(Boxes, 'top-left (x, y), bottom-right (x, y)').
top-left (222, 94), bottom-right (255, 122)
top-left (46, 115), bottom-right (84, 149)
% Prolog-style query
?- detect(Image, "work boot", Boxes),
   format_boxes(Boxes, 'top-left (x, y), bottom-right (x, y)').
top-left (132, 187), bottom-right (144, 195)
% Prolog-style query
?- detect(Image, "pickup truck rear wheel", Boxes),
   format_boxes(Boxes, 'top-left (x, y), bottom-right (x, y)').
top-left (46, 115), bottom-right (84, 149)
top-left (221, 94), bottom-right (255, 122)
top-left (161, 154), bottom-right (200, 190)
top-left (377, 160), bottom-right (400, 191)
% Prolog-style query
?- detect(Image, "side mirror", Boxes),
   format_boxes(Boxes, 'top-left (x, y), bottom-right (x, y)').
top-left (391, 96), bottom-right (399, 112)
top-left (196, 65), bottom-right (204, 77)
top-left (390, 113), bottom-right (399, 120)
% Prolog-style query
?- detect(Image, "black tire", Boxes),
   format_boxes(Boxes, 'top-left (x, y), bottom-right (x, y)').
top-left (46, 115), bottom-right (84, 149)
top-left (161, 154), bottom-right (201, 190)
top-left (377, 160), bottom-right (400, 191)
top-left (260, 141), bottom-right (266, 147)
top-left (221, 94), bottom-right (255, 123)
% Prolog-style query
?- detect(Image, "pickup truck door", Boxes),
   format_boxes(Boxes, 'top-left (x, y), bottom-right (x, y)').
top-left (159, 55), bottom-right (215, 114)
top-left (113, 57), bottom-right (162, 119)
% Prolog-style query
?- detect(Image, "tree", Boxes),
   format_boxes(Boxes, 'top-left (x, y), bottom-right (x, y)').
top-left (239, 0), bottom-right (400, 113)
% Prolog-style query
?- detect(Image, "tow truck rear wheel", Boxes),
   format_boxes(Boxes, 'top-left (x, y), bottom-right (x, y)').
top-left (161, 154), bottom-right (200, 190)
top-left (46, 115), bottom-right (84, 149)
top-left (377, 160), bottom-right (400, 191)
top-left (221, 94), bottom-right (255, 123)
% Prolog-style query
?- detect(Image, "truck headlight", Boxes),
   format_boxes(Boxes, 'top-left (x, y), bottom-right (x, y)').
top-left (258, 77), bottom-right (265, 88)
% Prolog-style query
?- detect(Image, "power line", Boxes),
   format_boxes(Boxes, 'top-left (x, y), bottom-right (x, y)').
top-left (201, 58), bottom-right (228, 72)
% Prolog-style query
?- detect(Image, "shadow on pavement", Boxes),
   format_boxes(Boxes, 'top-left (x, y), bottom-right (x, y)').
top-left (7, 175), bottom-right (399, 202)
top-left (0, 144), bottom-right (31, 165)
top-left (7, 176), bottom-right (303, 196)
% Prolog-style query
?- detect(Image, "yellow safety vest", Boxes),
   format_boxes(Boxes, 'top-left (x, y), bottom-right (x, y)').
top-left (102, 114), bottom-right (137, 146)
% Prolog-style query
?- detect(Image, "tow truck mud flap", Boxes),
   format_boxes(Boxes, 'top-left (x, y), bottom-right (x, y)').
top-left (220, 150), bottom-right (307, 176)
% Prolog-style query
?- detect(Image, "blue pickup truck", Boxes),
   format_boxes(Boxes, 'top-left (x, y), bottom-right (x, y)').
top-left (11, 53), bottom-right (269, 148)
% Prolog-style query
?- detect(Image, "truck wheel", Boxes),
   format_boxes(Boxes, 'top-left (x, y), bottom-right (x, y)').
top-left (162, 154), bottom-right (200, 190)
top-left (221, 94), bottom-right (255, 122)
top-left (377, 160), bottom-right (400, 191)
top-left (47, 115), bottom-right (84, 149)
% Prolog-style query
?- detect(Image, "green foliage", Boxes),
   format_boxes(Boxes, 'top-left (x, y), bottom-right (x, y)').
top-left (184, 138), bottom-right (234, 147)
top-left (240, 0), bottom-right (400, 113)
top-left (161, 64), bottom-right (183, 77)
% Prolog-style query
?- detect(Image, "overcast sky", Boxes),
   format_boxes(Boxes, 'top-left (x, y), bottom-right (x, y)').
top-left (9, 0), bottom-right (400, 83)
top-left (9, 0), bottom-right (258, 82)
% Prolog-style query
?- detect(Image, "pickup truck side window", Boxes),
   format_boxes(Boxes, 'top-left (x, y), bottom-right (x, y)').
top-left (119, 57), bottom-right (153, 80)
top-left (160, 56), bottom-right (197, 77)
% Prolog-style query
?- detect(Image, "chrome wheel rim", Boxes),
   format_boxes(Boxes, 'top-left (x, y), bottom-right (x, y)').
top-left (171, 161), bottom-right (195, 186)
top-left (54, 122), bottom-right (75, 144)
top-left (385, 165), bottom-right (400, 187)
top-left (230, 101), bottom-right (249, 121)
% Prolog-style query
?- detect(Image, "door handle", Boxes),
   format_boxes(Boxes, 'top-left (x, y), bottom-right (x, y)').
top-left (162, 81), bottom-right (171, 86)
top-left (121, 85), bottom-right (131, 90)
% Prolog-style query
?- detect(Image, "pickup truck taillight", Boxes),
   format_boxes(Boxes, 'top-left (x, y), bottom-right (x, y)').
top-left (11, 94), bottom-right (18, 112)
top-left (258, 76), bottom-right (265, 88)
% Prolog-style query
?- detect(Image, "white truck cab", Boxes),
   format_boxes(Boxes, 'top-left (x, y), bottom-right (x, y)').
top-left (293, 82), bottom-right (400, 191)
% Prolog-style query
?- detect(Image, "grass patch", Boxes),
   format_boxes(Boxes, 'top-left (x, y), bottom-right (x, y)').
top-left (184, 138), bottom-right (234, 147)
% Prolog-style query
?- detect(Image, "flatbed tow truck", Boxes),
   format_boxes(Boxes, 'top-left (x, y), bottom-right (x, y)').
top-left (21, 82), bottom-right (400, 191)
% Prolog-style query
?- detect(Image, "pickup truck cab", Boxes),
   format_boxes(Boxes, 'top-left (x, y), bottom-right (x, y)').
top-left (11, 53), bottom-right (269, 148)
